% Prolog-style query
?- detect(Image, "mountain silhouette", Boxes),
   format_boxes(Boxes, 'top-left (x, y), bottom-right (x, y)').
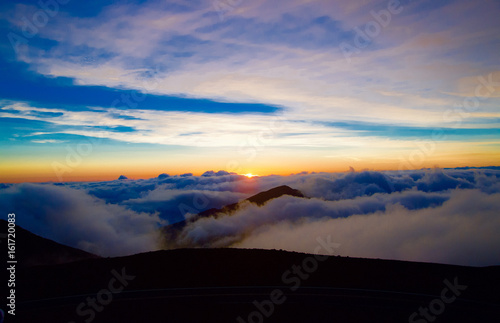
top-left (162, 185), bottom-right (305, 242)
top-left (6, 219), bottom-right (500, 322)
top-left (0, 219), bottom-right (100, 268)
top-left (198, 185), bottom-right (305, 219)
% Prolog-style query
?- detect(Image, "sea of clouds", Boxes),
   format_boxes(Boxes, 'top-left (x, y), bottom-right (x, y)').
top-left (1, 167), bottom-right (499, 266)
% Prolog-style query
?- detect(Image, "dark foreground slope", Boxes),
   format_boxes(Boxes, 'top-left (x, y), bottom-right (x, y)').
top-left (18, 248), bottom-right (500, 323)
top-left (0, 219), bottom-right (99, 268)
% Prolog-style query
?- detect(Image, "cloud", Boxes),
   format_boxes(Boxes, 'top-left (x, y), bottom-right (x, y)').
top-left (123, 186), bottom-right (247, 224)
top-left (3, 0), bottom-right (499, 167)
top-left (171, 189), bottom-right (450, 247)
top-left (0, 101), bottom-right (356, 148)
top-left (1, 168), bottom-right (499, 265)
top-left (5, 0), bottom-right (499, 130)
top-left (163, 168), bottom-right (500, 266)
top-left (31, 139), bottom-right (66, 144)
top-left (415, 170), bottom-right (475, 192)
top-left (74, 172), bottom-right (258, 204)
top-left (233, 189), bottom-right (500, 267)
top-left (0, 183), bottom-right (165, 256)
top-left (202, 170), bottom-right (232, 177)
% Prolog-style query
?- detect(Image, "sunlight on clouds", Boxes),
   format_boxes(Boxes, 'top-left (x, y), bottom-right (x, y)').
top-left (9, 0), bottom-right (498, 129)
top-left (1, 97), bottom-right (499, 184)
top-left (1, 0), bottom-right (499, 183)
top-left (454, 71), bottom-right (500, 98)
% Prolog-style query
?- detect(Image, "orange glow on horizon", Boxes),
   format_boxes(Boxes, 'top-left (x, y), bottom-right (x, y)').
top-left (1, 148), bottom-right (499, 183)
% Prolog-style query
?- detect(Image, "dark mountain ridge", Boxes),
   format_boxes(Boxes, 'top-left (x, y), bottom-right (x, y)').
top-left (161, 185), bottom-right (305, 243)
top-left (0, 219), bottom-right (100, 268)
top-left (199, 184), bottom-right (305, 218)
top-left (18, 248), bottom-right (500, 322)
top-left (4, 219), bottom-right (499, 322)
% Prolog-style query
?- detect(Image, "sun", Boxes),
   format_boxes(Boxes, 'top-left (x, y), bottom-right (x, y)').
top-left (244, 173), bottom-right (258, 178)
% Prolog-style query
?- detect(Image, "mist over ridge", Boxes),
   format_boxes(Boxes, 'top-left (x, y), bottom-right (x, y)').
top-left (2, 167), bottom-right (499, 266)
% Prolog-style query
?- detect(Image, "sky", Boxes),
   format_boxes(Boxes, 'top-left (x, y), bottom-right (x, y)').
top-left (0, 0), bottom-right (499, 182)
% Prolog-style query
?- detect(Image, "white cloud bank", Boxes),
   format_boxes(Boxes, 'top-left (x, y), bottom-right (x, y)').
top-left (166, 168), bottom-right (500, 266)
top-left (1, 168), bottom-right (499, 266)
top-left (232, 189), bottom-right (500, 267)
top-left (0, 183), bottom-right (166, 256)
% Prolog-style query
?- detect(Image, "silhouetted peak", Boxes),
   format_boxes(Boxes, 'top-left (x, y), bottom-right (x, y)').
top-left (246, 185), bottom-right (305, 206)
top-left (0, 220), bottom-right (100, 268)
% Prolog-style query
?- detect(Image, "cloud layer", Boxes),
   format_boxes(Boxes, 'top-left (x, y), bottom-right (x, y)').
top-left (0, 182), bottom-right (165, 256)
top-left (233, 189), bottom-right (500, 267)
top-left (167, 169), bottom-right (500, 267)
top-left (2, 167), bottom-right (499, 266)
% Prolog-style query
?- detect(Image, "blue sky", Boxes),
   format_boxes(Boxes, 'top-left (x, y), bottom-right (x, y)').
top-left (1, 0), bottom-right (499, 182)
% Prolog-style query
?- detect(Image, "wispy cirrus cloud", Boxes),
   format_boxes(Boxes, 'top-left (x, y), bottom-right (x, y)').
top-left (1, 0), bottom-right (499, 180)
top-left (4, 0), bottom-right (500, 126)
